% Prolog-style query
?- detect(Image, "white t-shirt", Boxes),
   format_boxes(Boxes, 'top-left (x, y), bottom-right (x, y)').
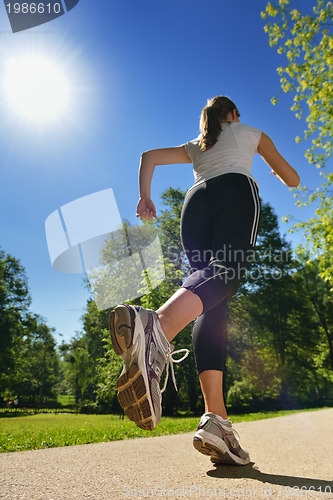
top-left (183, 122), bottom-right (262, 192)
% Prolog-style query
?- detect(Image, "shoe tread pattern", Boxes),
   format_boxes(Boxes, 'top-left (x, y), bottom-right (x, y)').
top-left (109, 305), bottom-right (134, 357)
top-left (193, 437), bottom-right (240, 465)
top-left (117, 363), bottom-right (154, 431)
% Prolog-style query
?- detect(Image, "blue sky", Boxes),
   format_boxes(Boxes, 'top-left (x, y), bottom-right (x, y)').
top-left (0, 0), bottom-right (328, 342)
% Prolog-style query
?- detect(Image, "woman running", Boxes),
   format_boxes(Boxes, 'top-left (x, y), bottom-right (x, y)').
top-left (109, 95), bottom-right (300, 466)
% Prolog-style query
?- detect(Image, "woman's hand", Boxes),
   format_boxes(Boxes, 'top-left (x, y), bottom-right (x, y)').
top-left (136, 197), bottom-right (157, 221)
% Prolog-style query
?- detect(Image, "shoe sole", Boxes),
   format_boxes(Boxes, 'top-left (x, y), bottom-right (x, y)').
top-left (193, 436), bottom-right (250, 466)
top-left (109, 304), bottom-right (134, 357)
top-left (109, 305), bottom-right (157, 431)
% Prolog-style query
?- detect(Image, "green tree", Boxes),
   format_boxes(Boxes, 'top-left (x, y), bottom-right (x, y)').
top-left (81, 299), bottom-right (110, 401)
top-left (261, 1), bottom-right (333, 403)
top-left (296, 250), bottom-right (333, 373)
top-left (227, 201), bottom-right (320, 409)
top-left (0, 249), bottom-right (31, 401)
top-left (261, 0), bottom-right (333, 290)
top-left (16, 315), bottom-right (60, 404)
top-left (94, 326), bottom-right (123, 412)
top-left (261, 0), bottom-right (333, 168)
top-left (290, 193), bottom-right (333, 290)
top-left (59, 334), bottom-right (90, 406)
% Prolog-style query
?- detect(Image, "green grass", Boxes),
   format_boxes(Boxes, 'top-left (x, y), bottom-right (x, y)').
top-left (57, 394), bottom-right (76, 406)
top-left (0, 408), bottom-right (326, 454)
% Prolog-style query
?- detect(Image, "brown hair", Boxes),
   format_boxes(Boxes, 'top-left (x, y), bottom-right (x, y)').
top-left (199, 96), bottom-right (240, 151)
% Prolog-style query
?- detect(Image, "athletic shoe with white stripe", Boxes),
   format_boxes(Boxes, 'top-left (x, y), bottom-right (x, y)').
top-left (109, 304), bottom-right (189, 430)
top-left (193, 412), bottom-right (250, 465)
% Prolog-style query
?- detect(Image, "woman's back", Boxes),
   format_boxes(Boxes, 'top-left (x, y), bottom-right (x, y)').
top-left (184, 122), bottom-right (262, 188)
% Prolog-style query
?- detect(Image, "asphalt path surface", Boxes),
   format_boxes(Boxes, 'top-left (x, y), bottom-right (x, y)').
top-left (0, 408), bottom-right (332, 500)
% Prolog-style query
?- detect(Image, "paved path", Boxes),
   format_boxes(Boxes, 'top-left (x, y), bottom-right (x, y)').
top-left (0, 409), bottom-right (332, 500)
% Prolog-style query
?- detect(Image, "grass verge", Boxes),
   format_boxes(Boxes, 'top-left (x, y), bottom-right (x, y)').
top-left (0, 408), bottom-right (326, 454)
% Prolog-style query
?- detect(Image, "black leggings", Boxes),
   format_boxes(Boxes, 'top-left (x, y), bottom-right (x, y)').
top-left (180, 173), bottom-right (260, 374)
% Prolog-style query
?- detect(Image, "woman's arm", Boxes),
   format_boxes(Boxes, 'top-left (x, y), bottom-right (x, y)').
top-left (136, 146), bottom-right (191, 220)
top-left (257, 132), bottom-right (300, 187)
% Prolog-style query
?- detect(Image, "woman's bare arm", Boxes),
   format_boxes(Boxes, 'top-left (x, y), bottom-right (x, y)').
top-left (257, 132), bottom-right (300, 187)
top-left (137, 146), bottom-right (191, 220)
top-left (139, 146), bottom-right (191, 198)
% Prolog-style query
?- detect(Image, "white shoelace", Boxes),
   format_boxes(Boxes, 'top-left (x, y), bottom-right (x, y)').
top-left (161, 348), bottom-right (190, 393)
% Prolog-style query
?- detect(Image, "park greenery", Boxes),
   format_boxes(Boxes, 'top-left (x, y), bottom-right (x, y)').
top-left (0, 1), bottom-right (332, 423)
top-left (0, 409), bottom-right (319, 453)
top-left (261, 0), bottom-right (333, 286)
top-left (261, 0), bottom-right (333, 168)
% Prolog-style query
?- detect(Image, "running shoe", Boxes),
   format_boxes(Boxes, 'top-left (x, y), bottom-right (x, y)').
top-left (193, 412), bottom-right (250, 465)
top-left (109, 304), bottom-right (189, 430)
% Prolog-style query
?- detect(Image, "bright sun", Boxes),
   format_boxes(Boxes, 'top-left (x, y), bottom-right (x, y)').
top-left (4, 56), bottom-right (69, 121)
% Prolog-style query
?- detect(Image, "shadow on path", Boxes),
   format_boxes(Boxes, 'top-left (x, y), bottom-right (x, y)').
top-left (207, 462), bottom-right (333, 493)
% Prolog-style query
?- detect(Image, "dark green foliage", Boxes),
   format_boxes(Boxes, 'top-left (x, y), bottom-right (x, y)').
top-left (16, 316), bottom-right (60, 404)
top-left (227, 201), bottom-right (333, 410)
top-left (0, 249), bottom-right (60, 405)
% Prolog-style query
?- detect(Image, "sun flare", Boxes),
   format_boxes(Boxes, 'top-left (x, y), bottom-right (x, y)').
top-left (4, 56), bottom-right (69, 121)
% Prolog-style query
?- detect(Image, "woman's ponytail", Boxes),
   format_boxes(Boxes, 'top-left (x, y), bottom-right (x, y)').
top-left (198, 96), bottom-right (240, 152)
top-left (199, 106), bottom-right (222, 152)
